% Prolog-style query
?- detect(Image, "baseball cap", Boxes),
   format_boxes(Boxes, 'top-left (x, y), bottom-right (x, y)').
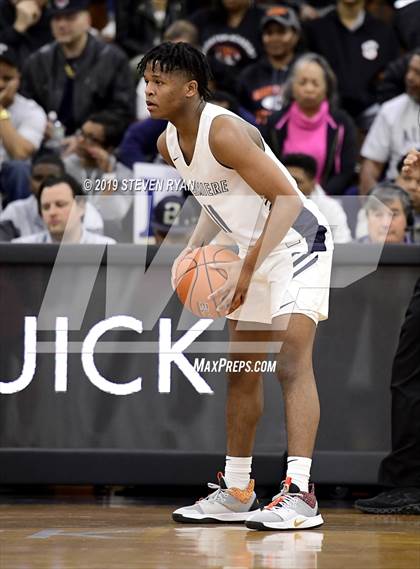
top-left (151, 196), bottom-right (199, 235)
top-left (49, 0), bottom-right (90, 16)
top-left (261, 6), bottom-right (301, 33)
top-left (0, 44), bottom-right (19, 69)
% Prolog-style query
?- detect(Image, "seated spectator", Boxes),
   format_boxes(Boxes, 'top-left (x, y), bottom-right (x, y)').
top-left (189, 0), bottom-right (264, 93)
top-left (64, 111), bottom-right (133, 223)
top-left (263, 53), bottom-right (357, 196)
top-left (358, 183), bottom-right (414, 244)
top-left (0, 0), bottom-right (52, 67)
top-left (20, 0), bottom-right (135, 136)
top-left (151, 195), bottom-right (199, 245)
top-left (395, 153), bottom-right (420, 242)
top-left (0, 43), bottom-right (46, 207)
top-left (120, 90), bottom-right (255, 169)
top-left (136, 19), bottom-right (199, 121)
top-left (0, 152), bottom-right (103, 238)
top-left (360, 50), bottom-right (420, 194)
top-left (304, 0), bottom-right (400, 127)
top-left (12, 173), bottom-right (115, 243)
top-left (115, 0), bottom-right (185, 60)
top-left (377, 51), bottom-right (412, 104)
top-left (282, 153), bottom-right (352, 242)
top-left (236, 6), bottom-right (301, 124)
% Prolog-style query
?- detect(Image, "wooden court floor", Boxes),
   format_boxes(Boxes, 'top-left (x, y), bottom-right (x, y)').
top-left (1, 500), bottom-right (419, 569)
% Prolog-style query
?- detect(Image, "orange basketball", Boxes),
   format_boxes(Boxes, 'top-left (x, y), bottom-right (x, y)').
top-left (174, 245), bottom-right (239, 318)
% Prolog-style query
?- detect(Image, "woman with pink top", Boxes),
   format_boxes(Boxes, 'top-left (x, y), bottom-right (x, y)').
top-left (263, 53), bottom-right (357, 196)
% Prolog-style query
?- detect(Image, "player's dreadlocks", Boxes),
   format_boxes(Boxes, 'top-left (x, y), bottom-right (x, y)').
top-left (138, 42), bottom-right (213, 101)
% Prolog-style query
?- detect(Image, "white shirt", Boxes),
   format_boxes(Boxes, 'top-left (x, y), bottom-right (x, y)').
top-left (310, 184), bottom-right (352, 243)
top-left (361, 93), bottom-right (420, 180)
top-left (0, 94), bottom-right (47, 167)
top-left (166, 103), bottom-right (331, 256)
top-left (0, 194), bottom-right (104, 236)
top-left (12, 228), bottom-right (116, 244)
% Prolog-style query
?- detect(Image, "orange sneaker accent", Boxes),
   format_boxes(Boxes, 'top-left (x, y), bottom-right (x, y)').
top-left (265, 477), bottom-right (293, 509)
top-left (227, 479), bottom-right (255, 504)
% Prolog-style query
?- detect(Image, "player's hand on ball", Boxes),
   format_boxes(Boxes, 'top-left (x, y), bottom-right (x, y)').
top-left (171, 246), bottom-right (193, 290)
top-left (208, 259), bottom-right (252, 316)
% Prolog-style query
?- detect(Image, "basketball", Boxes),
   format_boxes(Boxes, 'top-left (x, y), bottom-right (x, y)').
top-left (174, 245), bottom-right (240, 318)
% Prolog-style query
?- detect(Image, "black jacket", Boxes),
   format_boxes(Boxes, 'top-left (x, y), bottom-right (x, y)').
top-left (0, 0), bottom-right (52, 68)
top-left (263, 104), bottom-right (357, 196)
top-left (20, 34), bottom-right (135, 133)
top-left (115, 0), bottom-right (185, 58)
top-left (304, 10), bottom-right (400, 117)
top-left (236, 56), bottom-right (297, 123)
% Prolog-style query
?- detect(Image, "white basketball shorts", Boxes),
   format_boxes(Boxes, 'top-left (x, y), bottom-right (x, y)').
top-left (227, 236), bottom-right (333, 326)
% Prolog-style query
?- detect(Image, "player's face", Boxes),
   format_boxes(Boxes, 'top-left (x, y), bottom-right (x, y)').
top-left (395, 170), bottom-right (420, 211)
top-left (405, 55), bottom-right (420, 103)
top-left (40, 183), bottom-right (84, 241)
top-left (286, 166), bottom-right (315, 196)
top-left (367, 199), bottom-right (407, 244)
top-left (30, 163), bottom-right (62, 196)
top-left (51, 11), bottom-right (90, 45)
top-left (292, 62), bottom-right (327, 112)
top-left (262, 22), bottom-right (298, 58)
top-left (144, 63), bottom-right (194, 119)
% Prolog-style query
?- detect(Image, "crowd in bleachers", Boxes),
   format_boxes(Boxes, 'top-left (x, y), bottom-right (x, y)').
top-left (0, 0), bottom-right (419, 245)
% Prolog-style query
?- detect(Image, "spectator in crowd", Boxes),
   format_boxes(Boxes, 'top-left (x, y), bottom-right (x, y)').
top-left (282, 153), bottom-right (352, 243)
top-left (189, 0), bottom-right (264, 93)
top-left (12, 174), bottom-right (115, 243)
top-left (115, 0), bottom-right (185, 60)
top-left (304, 0), bottom-right (400, 127)
top-left (20, 0), bottom-right (135, 136)
top-left (136, 19), bottom-right (199, 120)
top-left (377, 50), bottom-right (413, 104)
top-left (355, 150), bottom-right (420, 515)
top-left (236, 6), bottom-right (301, 124)
top-left (0, 152), bottom-right (103, 238)
top-left (63, 111), bottom-right (133, 224)
top-left (358, 183), bottom-right (414, 244)
top-left (0, 43), bottom-right (46, 207)
top-left (263, 53), bottom-right (357, 196)
top-left (120, 89), bottom-right (255, 169)
top-left (395, 152), bottom-right (420, 242)
top-left (0, 0), bottom-right (52, 67)
top-left (360, 50), bottom-right (420, 194)
top-left (151, 195), bottom-right (199, 245)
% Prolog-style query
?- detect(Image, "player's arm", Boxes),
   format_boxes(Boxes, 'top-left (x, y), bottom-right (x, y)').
top-left (209, 116), bottom-right (303, 275)
top-left (157, 131), bottom-right (175, 167)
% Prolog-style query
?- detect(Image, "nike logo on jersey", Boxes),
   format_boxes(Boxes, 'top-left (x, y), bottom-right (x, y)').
top-left (173, 157), bottom-right (179, 161)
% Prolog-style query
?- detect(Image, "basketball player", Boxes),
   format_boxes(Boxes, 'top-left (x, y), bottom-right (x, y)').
top-left (138, 42), bottom-right (333, 531)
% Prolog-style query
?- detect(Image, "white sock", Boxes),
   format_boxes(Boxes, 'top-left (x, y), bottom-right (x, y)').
top-left (224, 456), bottom-right (252, 489)
top-left (286, 456), bottom-right (312, 492)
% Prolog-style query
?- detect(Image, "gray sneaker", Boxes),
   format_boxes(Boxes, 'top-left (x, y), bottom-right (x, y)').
top-left (172, 473), bottom-right (259, 524)
top-left (246, 477), bottom-right (324, 531)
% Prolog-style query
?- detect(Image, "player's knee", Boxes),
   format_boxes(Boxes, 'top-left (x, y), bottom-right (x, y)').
top-left (276, 351), bottom-right (308, 383)
top-left (227, 371), bottom-right (262, 394)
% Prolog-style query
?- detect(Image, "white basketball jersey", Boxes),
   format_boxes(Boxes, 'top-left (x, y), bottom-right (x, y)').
top-left (165, 103), bottom-right (329, 254)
